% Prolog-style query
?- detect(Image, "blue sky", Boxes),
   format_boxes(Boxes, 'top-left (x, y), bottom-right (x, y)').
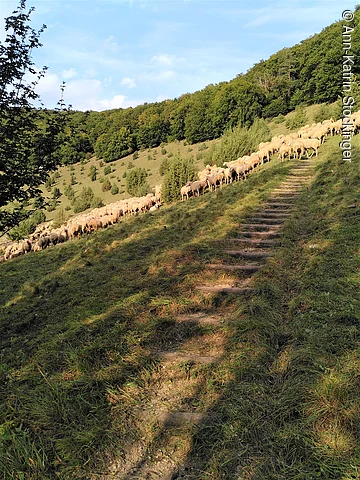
top-left (0, 0), bottom-right (356, 111)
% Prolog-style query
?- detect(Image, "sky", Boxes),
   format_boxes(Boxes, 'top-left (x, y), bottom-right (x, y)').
top-left (0, 0), bottom-right (357, 111)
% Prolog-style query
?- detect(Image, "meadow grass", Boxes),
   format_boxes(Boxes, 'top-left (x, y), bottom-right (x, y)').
top-left (0, 155), bottom-right (293, 479)
top-left (1, 132), bottom-right (358, 479)
top-left (177, 135), bottom-right (360, 479)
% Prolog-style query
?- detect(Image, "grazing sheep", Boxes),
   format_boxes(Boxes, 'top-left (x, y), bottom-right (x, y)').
top-left (181, 184), bottom-right (192, 201)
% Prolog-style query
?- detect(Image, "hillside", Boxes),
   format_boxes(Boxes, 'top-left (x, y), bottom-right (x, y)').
top-left (25, 101), bottom-right (334, 226)
top-left (1, 134), bottom-right (359, 478)
top-left (44, 10), bottom-right (360, 168)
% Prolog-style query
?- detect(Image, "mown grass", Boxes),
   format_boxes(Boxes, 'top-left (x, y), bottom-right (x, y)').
top-left (0, 155), bottom-right (293, 479)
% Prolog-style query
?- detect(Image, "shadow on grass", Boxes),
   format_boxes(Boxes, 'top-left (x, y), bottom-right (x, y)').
top-left (167, 138), bottom-right (360, 479)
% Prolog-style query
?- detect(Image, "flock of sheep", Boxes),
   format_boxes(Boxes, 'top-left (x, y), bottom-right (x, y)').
top-left (1, 111), bottom-right (359, 263)
top-left (1, 186), bottom-right (162, 262)
top-left (180, 115), bottom-right (358, 200)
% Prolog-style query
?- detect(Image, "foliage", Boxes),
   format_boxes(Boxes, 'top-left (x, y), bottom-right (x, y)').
top-left (7, 210), bottom-right (46, 240)
top-left (285, 105), bottom-right (308, 130)
top-left (71, 186), bottom-right (101, 213)
top-left (0, 0), bottom-right (68, 234)
top-left (111, 183), bottom-right (119, 195)
top-left (206, 118), bottom-right (271, 166)
top-left (64, 184), bottom-right (75, 200)
top-left (103, 165), bottom-right (111, 175)
top-left (101, 178), bottom-right (111, 192)
top-left (52, 187), bottom-right (61, 199)
top-left (162, 155), bottom-right (197, 202)
top-left (133, 151), bottom-right (139, 160)
top-left (89, 165), bottom-right (97, 181)
top-left (126, 167), bottom-right (149, 196)
top-left (159, 157), bottom-right (170, 176)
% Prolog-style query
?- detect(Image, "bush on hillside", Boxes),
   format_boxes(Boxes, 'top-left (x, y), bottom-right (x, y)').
top-left (162, 155), bottom-right (197, 202)
top-left (89, 165), bottom-right (97, 181)
top-left (8, 210), bottom-right (46, 241)
top-left (72, 187), bottom-right (96, 213)
top-left (126, 168), bottom-right (149, 197)
top-left (111, 183), bottom-right (119, 195)
top-left (206, 118), bottom-right (271, 166)
top-left (101, 179), bottom-right (112, 192)
top-left (285, 105), bottom-right (308, 130)
top-left (159, 157), bottom-right (170, 176)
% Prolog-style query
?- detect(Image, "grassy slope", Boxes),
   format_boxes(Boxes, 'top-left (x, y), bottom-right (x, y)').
top-left (0, 154), bottom-right (294, 479)
top-left (36, 102), bottom-right (330, 226)
top-left (1, 122), bottom-right (359, 479)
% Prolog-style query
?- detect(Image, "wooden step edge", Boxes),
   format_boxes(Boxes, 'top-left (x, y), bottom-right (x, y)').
top-left (175, 313), bottom-right (222, 324)
top-left (226, 238), bottom-right (280, 246)
top-left (207, 263), bottom-right (262, 271)
top-left (224, 250), bottom-right (273, 258)
top-left (197, 285), bottom-right (256, 294)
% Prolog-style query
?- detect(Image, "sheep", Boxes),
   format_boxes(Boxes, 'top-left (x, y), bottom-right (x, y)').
top-left (302, 138), bottom-right (321, 157)
top-left (278, 144), bottom-right (292, 162)
top-left (181, 184), bottom-right (192, 201)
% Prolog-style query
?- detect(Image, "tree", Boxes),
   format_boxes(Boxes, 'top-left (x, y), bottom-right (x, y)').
top-left (126, 168), bottom-right (149, 196)
top-left (111, 182), bottom-right (119, 195)
top-left (89, 165), bottom-right (97, 181)
top-left (0, 0), bottom-right (68, 235)
top-left (162, 155), bottom-right (197, 202)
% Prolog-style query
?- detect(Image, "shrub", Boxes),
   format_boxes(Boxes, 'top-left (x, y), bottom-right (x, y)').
top-left (159, 157), bottom-right (170, 176)
top-left (89, 165), bottom-right (97, 181)
top-left (167, 152), bottom-right (173, 158)
top-left (99, 160), bottom-right (104, 167)
top-left (126, 167), bottom-right (149, 196)
top-left (133, 151), bottom-right (139, 160)
top-left (111, 183), bottom-right (119, 195)
top-left (198, 143), bottom-right (208, 151)
top-left (64, 185), bottom-right (75, 200)
top-left (122, 171), bottom-right (127, 179)
top-left (127, 161), bottom-right (135, 169)
top-left (91, 197), bottom-right (104, 209)
top-left (52, 187), bottom-right (62, 199)
top-left (207, 119), bottom-right (271, 166)
top-left (65, 205), bottom-right (71, 211)
top-left (52, 208), bottom-right (67, 228)
top-left (163, 155), bottom-right (197, 202)
top-left (102, 179), bottom-right (112, 192)
top-left (161, 148), bottom-right (167, 155)
top-left (70, 173), bottom-right (77, 185)
top-left (285, 105), bottom-right (308, 130)
top-left (273, 114), bottom-right (285, 124)
top-left (314, 104), bottom-right (333, 123)
top-left (47, 200), bottom-right (57, 212)
top-left (72, 187), bottom-right (95, 213)
top-left (147, 154), bottom-right (152, 161)
top-left (8, 210), bottom-right (46, 241)
top-left (104, 165), bottom-right (111, 175)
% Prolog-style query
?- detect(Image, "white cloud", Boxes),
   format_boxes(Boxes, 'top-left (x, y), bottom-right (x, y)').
top-left (99, 94), bottom-right (129, 109)
top-left (62, 68), bottom-right (77, 80)
top-left (121, 77), bottom-right (137, 88)
top-left (151, 54), bottom-right (173, 66)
